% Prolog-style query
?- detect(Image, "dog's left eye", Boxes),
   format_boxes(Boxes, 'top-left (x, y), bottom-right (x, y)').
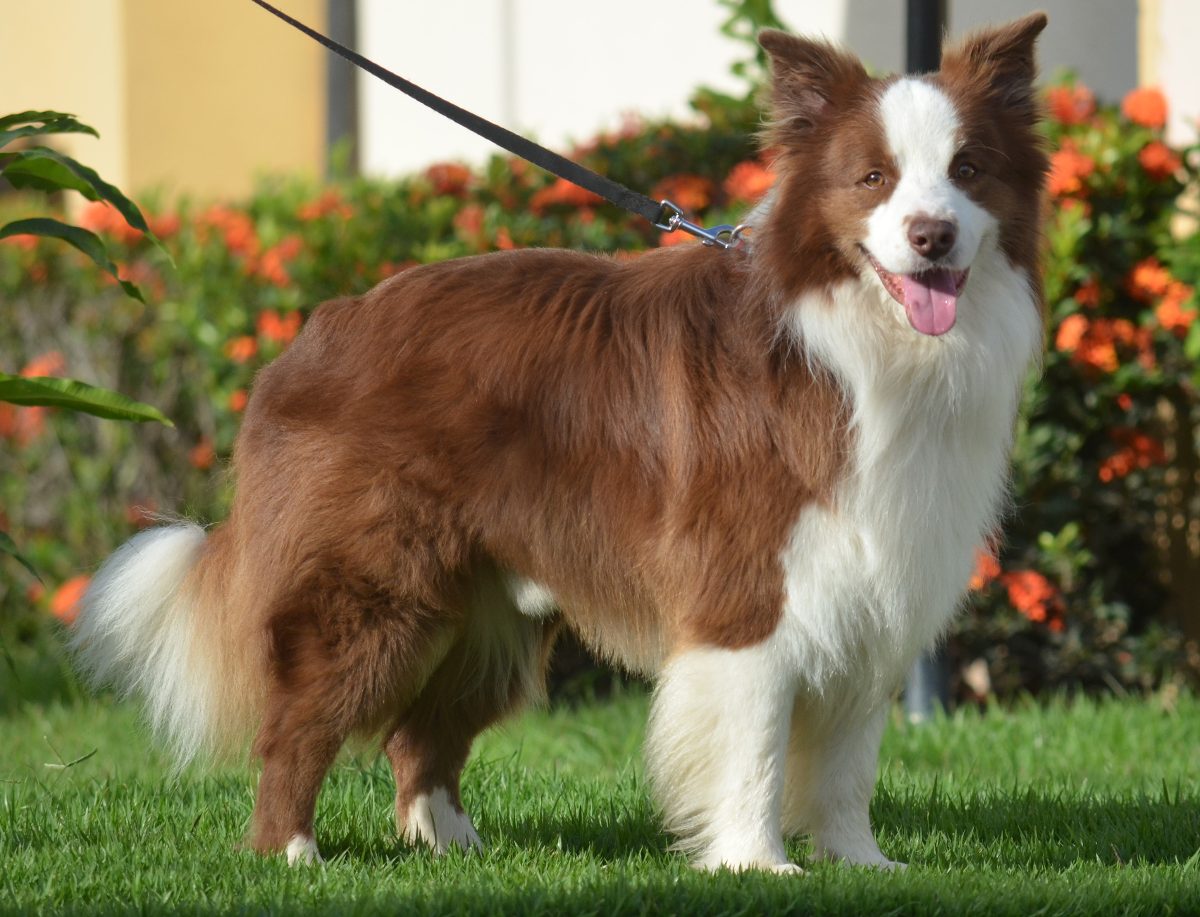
top-left (955, 162), bottom-right (979, 180)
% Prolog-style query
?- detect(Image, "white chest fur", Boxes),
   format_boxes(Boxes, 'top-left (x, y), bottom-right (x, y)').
top-left (776, 258), bottom-right (1042, 700)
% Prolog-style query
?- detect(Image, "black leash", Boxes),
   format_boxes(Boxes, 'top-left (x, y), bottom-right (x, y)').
top-left (249, 0), bottom-right (746, 249)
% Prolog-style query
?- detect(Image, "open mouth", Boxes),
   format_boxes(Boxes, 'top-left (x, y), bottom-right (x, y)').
top-left (864, 251), bottom-right (969, 337)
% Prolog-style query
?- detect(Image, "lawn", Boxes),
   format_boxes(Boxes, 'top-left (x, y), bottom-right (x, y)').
top-left (3, 685), bottom-right (1199, 916)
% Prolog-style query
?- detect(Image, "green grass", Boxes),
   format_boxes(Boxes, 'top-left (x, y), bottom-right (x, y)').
top-left (3, 688), bottom-right (1200, 916)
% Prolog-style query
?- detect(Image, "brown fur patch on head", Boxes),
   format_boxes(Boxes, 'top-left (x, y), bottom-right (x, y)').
top-left (754, 31), bottom-right (886, 300)
top-left (758, 30), bottom-right (871, 147)
top-left (937, 13), bottom-right (1050, 282)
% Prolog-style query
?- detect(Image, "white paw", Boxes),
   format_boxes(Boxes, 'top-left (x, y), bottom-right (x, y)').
top-left (813, 847), bottom-right (905, 870)
top-left (285, 834), bottom-right (323, 867)
top-left (769, 862), bottom-right (806, 875)
top-left (402, 787), bottom-right (483, 854)
top-left (693, 848), bottom-right (800, 874)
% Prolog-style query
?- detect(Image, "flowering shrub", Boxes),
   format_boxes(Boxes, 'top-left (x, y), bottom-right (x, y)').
top-left (958, 81), bottom-right (1200, 696)
top-left (1, 79), bottom-right (1197, 699)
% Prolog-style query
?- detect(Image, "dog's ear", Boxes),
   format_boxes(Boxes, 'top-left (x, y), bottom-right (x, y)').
top-left (758, 30), bottom-right (868, 139)
top-left (940, 13), bottom-right (1048, 121)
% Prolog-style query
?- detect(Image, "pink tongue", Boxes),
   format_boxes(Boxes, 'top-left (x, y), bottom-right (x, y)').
top-left (901, 270), bottom-right (958, 336)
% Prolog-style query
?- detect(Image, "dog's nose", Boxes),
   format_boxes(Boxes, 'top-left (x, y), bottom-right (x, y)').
top-left (907, 217), bottom-right (957, 261)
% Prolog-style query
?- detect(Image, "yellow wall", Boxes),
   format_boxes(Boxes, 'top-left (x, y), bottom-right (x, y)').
top-left (123, 0), bottom-right (326, 199)
top-left (0, 0), bottom-right (127, 188)
top-left (0, 0), bottom-right (325, 200)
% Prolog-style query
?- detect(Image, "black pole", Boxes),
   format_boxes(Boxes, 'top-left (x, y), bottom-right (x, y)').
top-left (905, 0), bottom-right (946, 73)
top-left (903, 0), bottom-right (950, 725)
top-left (325, 0), bottom-right (359, 177)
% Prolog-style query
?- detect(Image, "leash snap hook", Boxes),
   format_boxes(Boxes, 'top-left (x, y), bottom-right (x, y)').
top-left (653, 200), bottom-right (749, 250)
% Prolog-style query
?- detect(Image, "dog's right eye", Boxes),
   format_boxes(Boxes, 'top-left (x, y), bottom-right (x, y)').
top-left (861, 171), bottom-right (886, 190)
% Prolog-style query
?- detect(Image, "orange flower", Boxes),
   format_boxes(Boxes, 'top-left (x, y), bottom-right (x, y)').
top-left (1047, 141), bottom-right (1095, 197)
top-left (1155, 281), bottom-right (1197, 336)
top-left (249, 237), bottom-right (302, 287)
top-left (1073, 277), bottom-right (1102, 309)
top-left (1116, 393), bottom-right (1133, 411)
top-left (999, 569), bottom-right (1062, 626)
top-left (148, 212), bottom-right (181, 239)
top-left (1098, 427), bottom-right (1167, 482)
top-left (297, 190), bottom-right (353, 222)
top-left (495, 226), bottom-right (517, 251)
top-left (1055, 314), bottom-right (1088, 352)
top-left (651, 174), bottom-right (715, 213)
top-left (1138, 140), bottom-right (1182, 181)
top-left (257, 309), bottom-right (302, 345)
top-left (228, 389), bottom-right (248, 413)
top-left (425, 162), bottom-right (473, 197)
top-left (224, 335), bottom-right (258, 364)
top-left (22, 350), bottom-right (66, 378)
top-left (50, 574), bottom-right (90, 626)
top-left (723, 160), bottom-right (775, 203)
top-left (1127, 257), bottom-right (1171, 303)
top-left (198, 205), bottom-right (259, 258)
top-left (78, 201), bottom-right (143, 245)
top-left (1046, 84), bottom-right (1096, 126)
top-left (968, 548), bottom-right (1002, 591)
top-left (530, 178), bottom-right (603, 213)
top-left (189, 437), bottom-right (215, 470)
top-left (453, 203), bottom-right (485, 238)
top-left (0, 233), bottom-right (38, 251)
top-left (1122, 86), bottom-right (1168, 129)
top-left (1057, 316), bottom-right (1151, 374)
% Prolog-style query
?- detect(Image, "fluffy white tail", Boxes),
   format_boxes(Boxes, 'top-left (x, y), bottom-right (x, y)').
top-left (71, 523), bottom-right (239, 764)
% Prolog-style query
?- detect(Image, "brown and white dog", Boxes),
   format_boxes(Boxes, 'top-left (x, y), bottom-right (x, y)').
top-left (73, 15), bottom-right (1048, 872)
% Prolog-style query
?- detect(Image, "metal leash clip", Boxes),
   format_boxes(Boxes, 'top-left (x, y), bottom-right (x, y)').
top-left (654, 200), bottom-right (750, 250)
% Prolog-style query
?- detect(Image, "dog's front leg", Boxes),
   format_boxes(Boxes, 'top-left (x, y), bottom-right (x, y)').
top-left (784, 702), bottom-right (903, 869)
top-left (645, 644), bottom-right (799, 873)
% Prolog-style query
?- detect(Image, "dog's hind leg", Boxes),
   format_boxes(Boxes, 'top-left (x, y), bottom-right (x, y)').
top-left (248, 579), bottom-right (455, 864)
top-left (645, 643), bottom-right (798, 873)
top-left (385, 572), bottom-right (556, 854)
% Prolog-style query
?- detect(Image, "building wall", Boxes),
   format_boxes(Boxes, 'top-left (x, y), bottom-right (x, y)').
top-left (0, 0), bottom-right (128, 187)
top-left (0, 0), bottom-right (326, 200)
top-left (122, 0), bottom-right (327, 199)
top-left (358, 0), bottom-right (1157, 177)
top-left (1141, 0), bottom-right (1200, 145)
top-left (0, 2), bottom-right (1194, 197)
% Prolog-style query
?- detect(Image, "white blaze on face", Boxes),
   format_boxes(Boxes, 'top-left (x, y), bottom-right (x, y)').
top-left (864, 78), bottom-right (994, 277)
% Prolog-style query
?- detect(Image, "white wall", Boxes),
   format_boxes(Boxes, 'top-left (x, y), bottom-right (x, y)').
top-left (1148, 0), bottom-right (1200, 146)
top-left (358, 0), bottom-right (1188, 177)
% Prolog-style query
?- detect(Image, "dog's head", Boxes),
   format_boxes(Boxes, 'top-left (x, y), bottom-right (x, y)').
top-left (756, 14), bottom-right (1048, 337)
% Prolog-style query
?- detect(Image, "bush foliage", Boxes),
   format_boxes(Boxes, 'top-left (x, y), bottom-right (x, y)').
top-left (1, 73), bottom-right (1197, 700)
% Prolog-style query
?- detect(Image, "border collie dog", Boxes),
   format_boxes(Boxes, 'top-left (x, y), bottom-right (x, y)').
top-left (74, 14), bottom-right (1047, 871)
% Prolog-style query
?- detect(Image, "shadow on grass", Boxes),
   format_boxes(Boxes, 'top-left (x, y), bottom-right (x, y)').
top-left (874, 783), bottom-right (1200, 868)
top-left (0, 620), bottom-right (84, 716)
top-left (315, 784), bottom-right (1197, 873)
top-left (319, 806), bottom-right (667, 867)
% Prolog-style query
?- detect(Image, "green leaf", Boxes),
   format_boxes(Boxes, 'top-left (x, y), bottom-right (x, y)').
top-left (1, 150), bottom-right (100, 198)
top-left (0, 110), bottom-right (98, 150)
top-left (0, 218), bottom-right (144, 302)
top-left (0, 530), bottom-right (42, 583)
top-left (0, 372), bottom-right (172, 426)
top-left (0, 147), bottom-right (149, 233)
top-left (1185, 320), bottom-right (1200, 363)
top-left (0, 110), bottom-right (87, 129)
